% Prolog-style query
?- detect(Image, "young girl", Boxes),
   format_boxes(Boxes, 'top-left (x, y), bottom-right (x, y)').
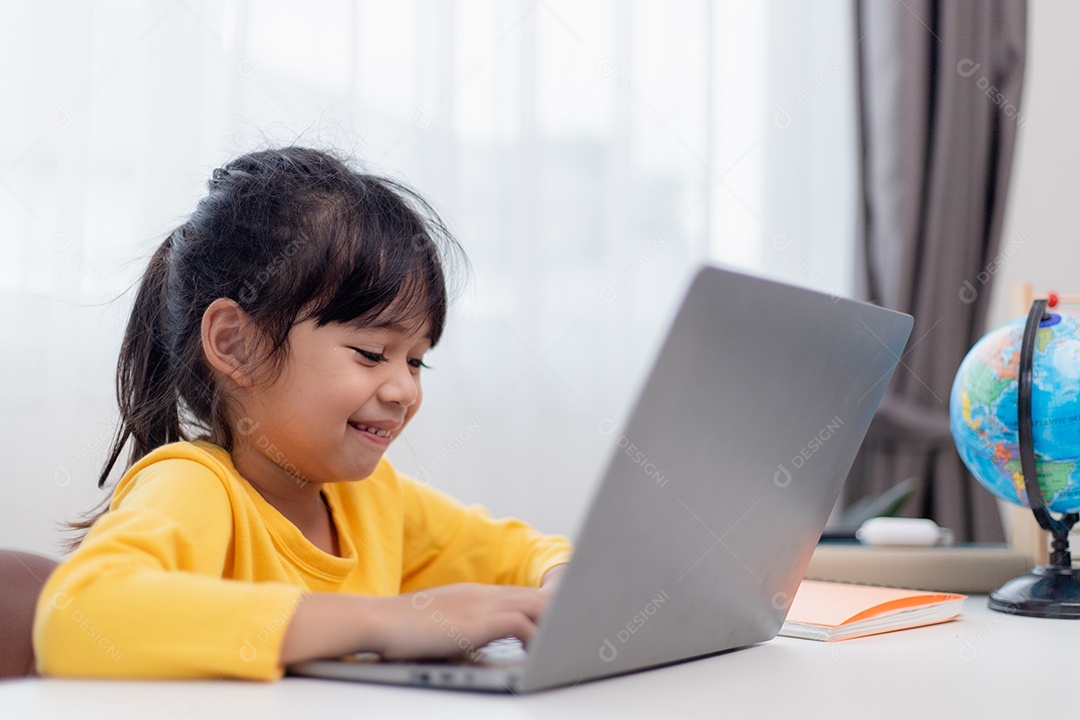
top-left (34, 147), bottom-right (572, 680)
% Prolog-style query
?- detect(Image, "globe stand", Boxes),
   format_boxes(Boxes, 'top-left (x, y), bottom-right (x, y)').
top-left (988, 299), bottom-right (1080, 618)
top-left (988, 518), bottom-right (1080, 618)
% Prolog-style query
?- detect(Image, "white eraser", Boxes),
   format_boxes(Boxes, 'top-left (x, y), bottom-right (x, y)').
top-left (855, 517), bottom-right (948, 547)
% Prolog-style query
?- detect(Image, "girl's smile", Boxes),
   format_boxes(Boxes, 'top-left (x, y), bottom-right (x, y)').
top-left (347, 419), bottom-right (402, 445)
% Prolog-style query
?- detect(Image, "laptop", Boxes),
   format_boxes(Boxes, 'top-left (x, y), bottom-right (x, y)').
top-left (289, 264), bottom-right (913, 693)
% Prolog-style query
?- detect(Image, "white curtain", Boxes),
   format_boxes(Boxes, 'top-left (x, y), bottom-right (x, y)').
top-left (0, 0), bottom-right (854, 554)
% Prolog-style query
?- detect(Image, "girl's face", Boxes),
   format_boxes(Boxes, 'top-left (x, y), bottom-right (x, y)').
top-left (231, 316), bottom-right (431, 490)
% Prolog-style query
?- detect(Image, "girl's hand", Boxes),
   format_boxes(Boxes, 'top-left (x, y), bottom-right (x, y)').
top-left (279, 584), bottom-right (549, 665)
top-left (377, 583), bottom-right (547, 660)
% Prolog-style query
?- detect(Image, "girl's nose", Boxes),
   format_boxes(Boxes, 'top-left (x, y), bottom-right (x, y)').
top-left (377, 362), bottom-right (420, 407)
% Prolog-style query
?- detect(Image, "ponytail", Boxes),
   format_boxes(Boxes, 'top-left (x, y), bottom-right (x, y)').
top-left (99, 231), bottom-right (184, 486)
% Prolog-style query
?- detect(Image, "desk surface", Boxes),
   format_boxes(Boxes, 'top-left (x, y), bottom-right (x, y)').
top-left (1, 596), bottom-right (1073, 719)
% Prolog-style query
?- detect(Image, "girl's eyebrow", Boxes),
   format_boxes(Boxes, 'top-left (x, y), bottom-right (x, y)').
top-left (348, 319), bottom-right (434, 343)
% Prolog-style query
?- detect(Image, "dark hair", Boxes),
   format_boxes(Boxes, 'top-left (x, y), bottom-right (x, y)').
top-left (72, 147), bottom-right (462, 539)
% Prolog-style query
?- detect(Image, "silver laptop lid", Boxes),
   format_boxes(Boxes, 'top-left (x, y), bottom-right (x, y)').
top-left (517, 264), bottom-right (912, 691)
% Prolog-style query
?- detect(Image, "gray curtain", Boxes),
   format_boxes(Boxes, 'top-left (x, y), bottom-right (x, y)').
top-left (846, 0), bottom-right (1027, 542)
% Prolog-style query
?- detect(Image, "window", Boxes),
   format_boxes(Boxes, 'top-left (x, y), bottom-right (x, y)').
top-left (0, 0), bottom-right (854, 546)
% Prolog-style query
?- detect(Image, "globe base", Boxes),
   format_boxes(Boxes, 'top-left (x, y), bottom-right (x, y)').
top-left (988, 565), bottom-right (1080, 619)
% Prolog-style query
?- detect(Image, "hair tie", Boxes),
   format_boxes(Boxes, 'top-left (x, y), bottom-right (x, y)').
top-left (210, 167), bottom-right (231, 188)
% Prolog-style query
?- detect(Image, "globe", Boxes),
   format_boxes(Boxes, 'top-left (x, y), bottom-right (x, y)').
top-left (950, 311), bottom-right (1080, 515)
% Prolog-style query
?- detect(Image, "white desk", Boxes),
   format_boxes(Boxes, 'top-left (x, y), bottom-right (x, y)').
top-left (1, 597), bottom-right (1072, 719)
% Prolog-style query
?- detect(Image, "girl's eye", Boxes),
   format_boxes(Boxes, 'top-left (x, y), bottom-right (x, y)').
top-left (351, 348), bottom-right (386, 364)
top-left (350, 348), bottom-right (428, 370)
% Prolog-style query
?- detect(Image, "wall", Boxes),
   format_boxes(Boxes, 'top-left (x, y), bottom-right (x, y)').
top-left (988, 0), bottom-right (1080, 327)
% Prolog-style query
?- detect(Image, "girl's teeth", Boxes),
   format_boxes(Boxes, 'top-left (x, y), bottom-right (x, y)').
top-left (354, 423), bottom-right (391, 438)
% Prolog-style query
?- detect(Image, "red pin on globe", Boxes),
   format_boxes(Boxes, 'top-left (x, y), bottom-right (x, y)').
top-left (1048, 290), bottom-right (1059, 308)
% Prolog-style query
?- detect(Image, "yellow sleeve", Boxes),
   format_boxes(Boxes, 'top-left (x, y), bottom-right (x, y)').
top-left (398, 475), bottom-right (573, 591)
top-left (34, 459), bottom-right (303, 680)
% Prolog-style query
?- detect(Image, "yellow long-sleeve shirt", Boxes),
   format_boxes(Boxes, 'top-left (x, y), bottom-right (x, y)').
top-left (34, 440), bottom-right (572, 680)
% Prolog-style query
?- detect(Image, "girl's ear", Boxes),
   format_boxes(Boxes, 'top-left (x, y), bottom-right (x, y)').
top-left (201, 298), bottom-right (260, 387)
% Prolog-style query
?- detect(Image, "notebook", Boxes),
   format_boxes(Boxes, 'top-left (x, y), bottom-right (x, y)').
top-left (779, 580), bottom-right (967, 641)
top-left (289, 264), bottom-right (914, 693)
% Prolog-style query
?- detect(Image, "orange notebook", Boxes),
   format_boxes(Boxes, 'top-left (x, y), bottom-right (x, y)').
top-left (778, 580), bottom-right (966, 641)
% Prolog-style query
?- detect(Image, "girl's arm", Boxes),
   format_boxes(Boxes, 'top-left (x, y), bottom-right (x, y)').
top-left (280, 583), bottom-right (548, 663)
top-left (540, 563), bottom-right (568, 592)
